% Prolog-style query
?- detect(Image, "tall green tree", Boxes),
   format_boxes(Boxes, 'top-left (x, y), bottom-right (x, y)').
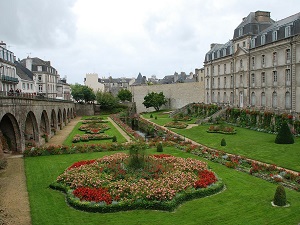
top-left (142, 92), bottom-right (167, 111)
top-left (117, 89), bottom-right (132, 102)
top-left (70, 84), bottom-right (95, 103)
top-left (96, 91), bottom-right (119, 109)
top-left (275, 121), bottom-right (294, 144)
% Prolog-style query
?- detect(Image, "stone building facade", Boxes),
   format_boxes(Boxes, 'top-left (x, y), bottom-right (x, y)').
top-left (204, 11), bottom-right (300, 113)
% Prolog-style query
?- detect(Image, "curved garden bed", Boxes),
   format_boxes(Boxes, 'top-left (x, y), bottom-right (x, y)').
top-left (207, 125), bottom-right (236, 134)
top-left (50, 152), bottom-right (224, 212)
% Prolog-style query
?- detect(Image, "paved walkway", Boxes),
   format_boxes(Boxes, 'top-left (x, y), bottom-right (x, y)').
top-left (107, 117), bottom-right (132, 142)
top-left (44, 116), bottom-right (82, 146)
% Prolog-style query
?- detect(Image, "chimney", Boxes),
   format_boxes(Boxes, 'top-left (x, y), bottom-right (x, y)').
top-left (210, 43), bottom-right (219, 49)
top-left (0, 41), bottom-right (7, 49)
top-left (255, 11), bottom-right (271, 22)
top-left (26, 57), bottom-right (33, 70)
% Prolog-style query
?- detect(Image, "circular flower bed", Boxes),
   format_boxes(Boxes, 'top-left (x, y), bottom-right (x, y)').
top-left (207, 125), bottom-right (236, 134)
top-left (50, 153), bottom-right (224, 212)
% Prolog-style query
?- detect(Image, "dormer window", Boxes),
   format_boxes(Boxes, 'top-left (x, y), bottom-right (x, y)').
top-left (217, 50), bottom-right (220, 58)
top-left (261, 34), bottom-right (266, 45)
top-left (272, 31), bottom-right (278, 41)
top-left (239, 27), bottom-right (243, 36)
top-left (251, 38), bottom-right (256, 48)
top-left (223, 48), bottom-right (226, 56)
top-left (285, 26), bottom-right (291, 38)
top-left (212, 52), bottom-right (215, 60)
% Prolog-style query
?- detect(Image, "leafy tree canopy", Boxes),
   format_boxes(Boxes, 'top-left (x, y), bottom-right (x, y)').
top-left (70, 84), bottom-right (95, 103)
top-left (96, 91), bottom-right (119, 110)
top-left (142, 92), bottom-right (167, 111)
top-left (117, 89), bottom-right (132, 102)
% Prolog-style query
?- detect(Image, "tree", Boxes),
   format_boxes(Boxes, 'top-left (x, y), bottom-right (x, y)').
top-left (70, 84), bottom-right (95, 103)
top-left (117, 89), bottom-right (132, 102)
top-left (273, 185), bottom-right (287, 206)
top-left (275, 121), bottom-right (294, 144)
top-left (96, 91), bottom-right (119, 110)
top-left (142, 92), bottom-right (167, 111)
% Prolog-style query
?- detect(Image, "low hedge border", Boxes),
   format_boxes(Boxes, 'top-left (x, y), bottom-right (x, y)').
top-left (50, 180), bottom-right (224, 213)
top-left (206, 130), bottom-right (237, 135)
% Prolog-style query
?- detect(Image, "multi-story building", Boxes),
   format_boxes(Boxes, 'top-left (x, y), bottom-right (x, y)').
top-left (204, 11), bottom-right (300, 113)
top-left (21, 57), bottom-right (60, 98)
top-left (0, 41), bottom-right (18, 93)
top-left (15, 61), bottom-right (36, 94)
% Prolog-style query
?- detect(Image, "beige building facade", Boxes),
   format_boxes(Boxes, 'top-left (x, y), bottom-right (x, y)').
top-left (204, 11), bottom-right (300, 113)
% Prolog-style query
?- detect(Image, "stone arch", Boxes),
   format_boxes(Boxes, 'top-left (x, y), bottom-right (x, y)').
top-left (50, 109), bottom-right (57, 134)
top-left (58, 109), bottom-right (62, 130)
top-left (24, 111), bottom-right (39, 147)
top-left (67, 108), bottom-right (70, 122)
top-left (40, 110), bottom-right (50, 136)
top-left (63, 108), bottom-right (67, 125)
top-left (0, 113), bottom-right (22, 153)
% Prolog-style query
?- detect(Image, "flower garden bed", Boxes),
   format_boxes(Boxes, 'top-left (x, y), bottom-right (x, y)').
top-left (207, 125), bottom-right (236, 134)
top-left (79, 124), bottom-right (110, 133)
top-left (164, 121), bottom-right (188, 129)
top-left (50, 153), bottom-right (224, 212)
top-left (72, 134), bottom-right (113, 143)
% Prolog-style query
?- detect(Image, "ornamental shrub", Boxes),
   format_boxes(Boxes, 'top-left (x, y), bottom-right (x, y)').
top-left (150, 114), bottom-right (153, 118)
top-left (156, 142), bottom-right (163, 152)
top-left (273, 185), bottom-right (287, 206)
top-left (221, 138), bottom-right (226, 146)
top-left (112, 136), bottom-right (117, 142)
top-left (275, 121), bottom-right (294, 144)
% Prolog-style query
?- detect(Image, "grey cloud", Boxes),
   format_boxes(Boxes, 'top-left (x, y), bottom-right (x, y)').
top-left (0, 0), bottom-right (77, 49)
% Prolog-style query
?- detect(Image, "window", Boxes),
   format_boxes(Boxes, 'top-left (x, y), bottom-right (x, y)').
top-left (218, 78), bottom-right (220, 88)
top-left (223, 48), bottom-right (226, 56)
top-left (38, 84), bottom-right (43, 92)
top-left (212, 78), bottom-right (215, 87)
top-left (230, 92), bottom-right (234, 104)
top-left (272, 31), bottom-right (278, 41)
top-left (286, 49), bottom-right (291, 62)
top-left (223, 92), bottom-right (227, 103)
top-left (224, 77), bottom-right (227, 87)
top-left (30, 84), bottom-right (33, 90)
top-left (224, 64), bottom-right (227, 73)
top-left (243, 41), bottom-right (246, 47)
top-left (206, 68), bottom-right (209, 76)
top-left (230, 62), bottom-right (233, 72)
top-left (212, 66), bottom-right (215, 75)
top-left (285, 92), bottom-right (291, 109)
top-left (262, 55), bottom-right (265, 66)
top-left (261, 92), bottom-right (266, 106)
top-left (240, 74), bottom-right (243, 85)
top-left (206, 54), bottom-right (210, 61)
top-left (273, 71), bottom-right (277, 82)
top-left (22, 83), bottom-right (25, 89)
top-left (217, 92), bottom-right (220, 102)
top-left (37, 66), bottom-right (42, 72)
top-left (212, 52), bottom-right (215, 60)
top-left (239, 27), bottom-right (243, 36)
top-left (251, 92), bottom-right (256, 106)
top-left (206, 78), bottom-right (209, 88)
top-left (285, 26), bottom-right (291, 38)
top-left (261, 72), bottom-right (265, 84)
top-left (217, 50), bottom-right (220, 58)
top-left (240, 59), bottom-right (243, 68)
top-left (218, 65), bottom-right (220, 73)
top-left (230, 76), bottom-right (233, 87)
top-left (261, 34), bottom-right (266, 45)
top-left (251, 38), bottom-right (256, 48)
top-left (251, 73), bottom-right (255, 85)
top-left (286, 69), bottom-right (291, 85)
top-left (27, 83), bottom-right (29, 89)
top-left (230, 46), bottom-right (233, 54)
top-left (252, 57), bottom-right (255, 68)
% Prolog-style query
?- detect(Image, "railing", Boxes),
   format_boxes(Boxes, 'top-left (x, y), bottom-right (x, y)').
top-left (0, 75), bottom-right (19, 83)
top-left (0, 91), bottom-right (72, 102)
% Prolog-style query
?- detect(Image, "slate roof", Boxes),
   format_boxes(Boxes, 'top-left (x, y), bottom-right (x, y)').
top-left (15, 61), bottom-right (34, 81)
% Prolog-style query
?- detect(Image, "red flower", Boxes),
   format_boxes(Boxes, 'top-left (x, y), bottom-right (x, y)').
top-left (68, 160), bottom-right (96, 170)
top-left (194, 170), bottom-right (217, 189)
top-left (73, 187), bottom-right (112, 204)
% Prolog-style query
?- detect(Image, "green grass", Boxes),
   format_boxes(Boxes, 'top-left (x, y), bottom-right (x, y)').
top-left (142, 112), bottom-right (300, 171)
top-left (173, 124), bottom-right (300, 172)
top-left (25, 148), bottom-right (300, 225)
top-left (142, 111), bottom-right (197, 125)
top-left (63, 116), bottom-right (127, 146)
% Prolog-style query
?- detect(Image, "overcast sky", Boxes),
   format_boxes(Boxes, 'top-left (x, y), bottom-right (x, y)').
top-left (1, 0), bottom-right (300, 84)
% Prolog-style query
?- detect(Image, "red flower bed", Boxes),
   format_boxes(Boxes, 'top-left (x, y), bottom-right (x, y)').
top-left (73, 187), bottom-right (112, 204)
top-left (68, 160), bottom-right (96, 170)
top-left (194, 170), bottom-right (217, 188)
top-left (152, 154), bottom-right (172, 158)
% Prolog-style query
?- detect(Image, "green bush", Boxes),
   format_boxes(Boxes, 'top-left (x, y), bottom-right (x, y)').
top-left (112, 136), bottom-right (117, 142)
top-left (155, 116), bottom-right (157, 120)
top-left (156, 142), bottom-right (163, 152)
top-left (275, 121), bottom-right (294, 144)
top-left (273, 185), bottom-right (287, 206)
top-left (150, 114), bottom-right (153, 118)
top-left (221, 138), bottom-right (226, 146)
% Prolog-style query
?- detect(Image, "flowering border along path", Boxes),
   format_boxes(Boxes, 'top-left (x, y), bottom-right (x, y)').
top-left (50, 153), bottom-right (224, 212)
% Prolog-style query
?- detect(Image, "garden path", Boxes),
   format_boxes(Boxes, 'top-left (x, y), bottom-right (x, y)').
top-left (107, 117), bottom-right (132, 142)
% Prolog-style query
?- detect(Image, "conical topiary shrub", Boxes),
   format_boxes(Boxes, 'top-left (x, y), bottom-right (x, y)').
top-left (273, 185), bottom-right (287, 206)
top-left (275, 121), bottom-right (294, 144)
top-left (156, 142), bottom-right (163, 152)
top-left (221, 138), bottom-right (226, 146)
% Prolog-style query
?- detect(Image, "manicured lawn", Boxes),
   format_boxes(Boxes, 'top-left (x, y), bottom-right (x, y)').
top-left (172, 125), bottom-right (300, 172)
top-left (142, 111), bottom-right (197, 126)
top-left (142, 112), bottom-right (300, 171)
top-left (63, 116), bottom-right (127, 146)
top-left (25, 148), bottom-right (300, 225)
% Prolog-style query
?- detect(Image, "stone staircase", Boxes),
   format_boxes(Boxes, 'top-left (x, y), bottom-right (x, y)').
top-left (196, 107), bottom-right (227, 124)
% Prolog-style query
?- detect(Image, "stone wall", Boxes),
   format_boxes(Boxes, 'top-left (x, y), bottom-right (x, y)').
top-left (131, 82), bottom-right (205, 113)
top-left (75, 103), bottom-right (95, 116)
